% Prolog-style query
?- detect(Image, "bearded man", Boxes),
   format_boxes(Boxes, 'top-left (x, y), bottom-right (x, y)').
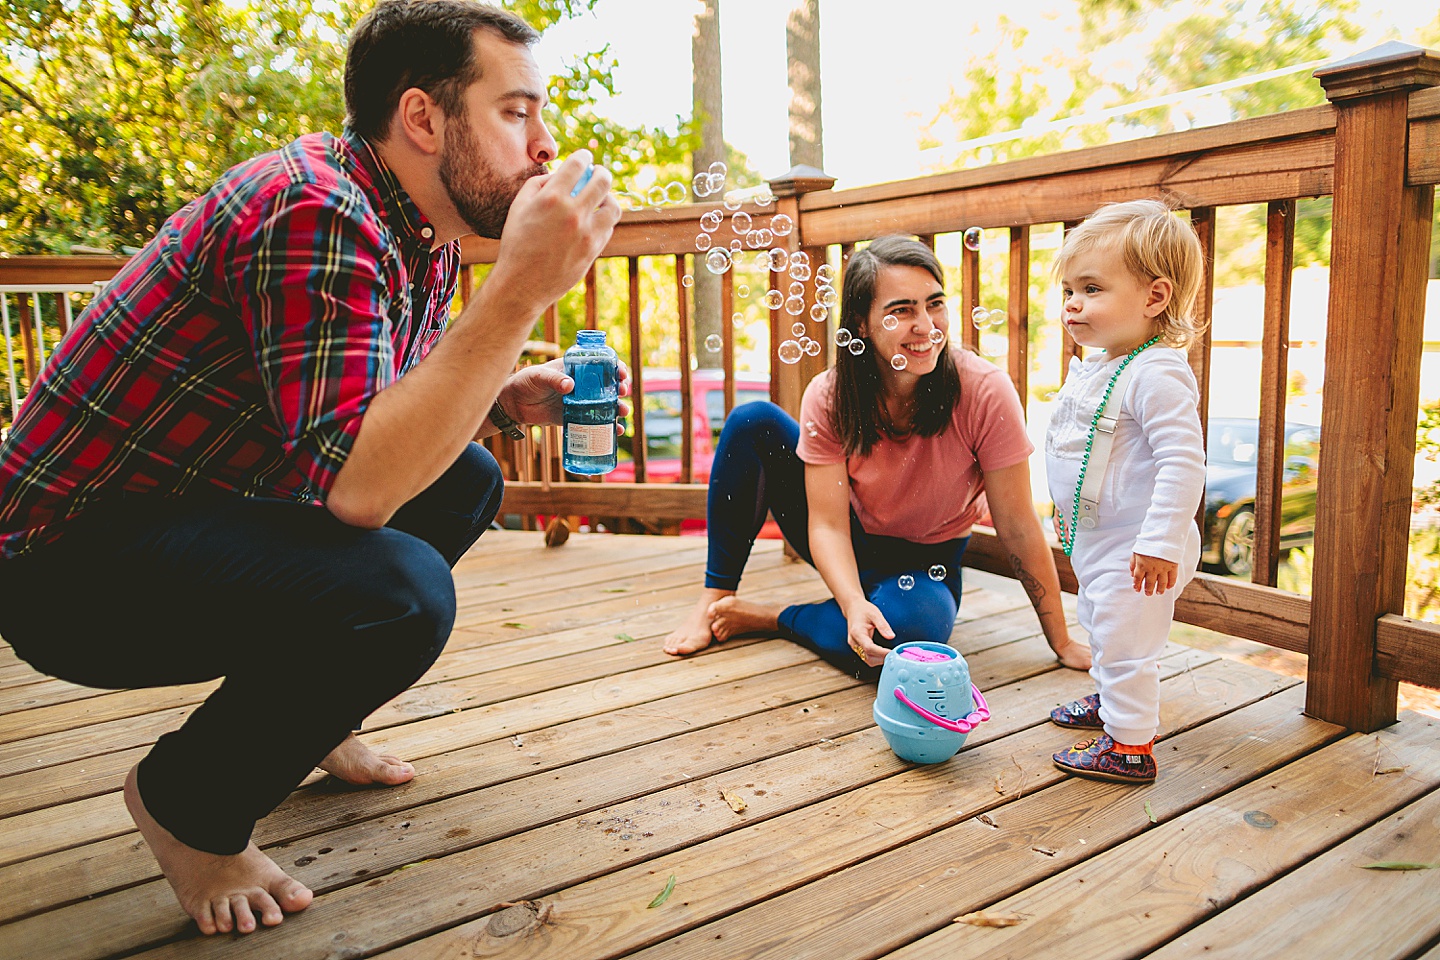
top-left (0, 0), bottom-right (621, 935)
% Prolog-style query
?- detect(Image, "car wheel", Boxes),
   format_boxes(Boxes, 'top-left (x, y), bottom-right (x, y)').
top-left (1220, 507), bottom-right (1255, 579)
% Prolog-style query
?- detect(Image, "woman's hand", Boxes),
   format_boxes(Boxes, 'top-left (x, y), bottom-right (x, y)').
top-left (844, 599), bottom-right (895, 668)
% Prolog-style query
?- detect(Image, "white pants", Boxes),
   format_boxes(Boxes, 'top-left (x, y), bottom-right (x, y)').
top-left (1072, 520), bottom-right (1200, 745)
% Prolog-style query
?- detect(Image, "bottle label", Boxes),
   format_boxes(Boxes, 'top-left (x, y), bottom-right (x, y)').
top-left (566, 423), bottom-right (615, 457)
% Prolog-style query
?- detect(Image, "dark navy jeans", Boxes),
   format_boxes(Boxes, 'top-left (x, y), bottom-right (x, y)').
top-left (0, 442), bottom-right (503, 854)
top-left (706, 402), bottom-right (968, 678)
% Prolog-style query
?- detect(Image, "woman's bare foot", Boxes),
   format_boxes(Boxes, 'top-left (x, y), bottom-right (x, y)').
top-left (1050, 636), bottom-right (1092, 671)
top-left (319, 733), bottom-right (415, 786)
top-left (662, 587), bottom-right (735, 656)
top-left (708, 596), bottom-right (781, 641)
top-left (124, 766), bottom-right (312, 935)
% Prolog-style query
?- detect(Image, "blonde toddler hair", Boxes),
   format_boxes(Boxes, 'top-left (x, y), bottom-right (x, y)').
top-left (1055, 199), bottom-right (1207, 348)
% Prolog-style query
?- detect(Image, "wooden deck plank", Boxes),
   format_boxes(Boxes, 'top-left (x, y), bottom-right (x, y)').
top-left (1146, 783), bottom-right (1440, 959)
top-left (623, 683), bottom-right (1333, 960)
top-left (881, 713), bottom-right (1440, 960)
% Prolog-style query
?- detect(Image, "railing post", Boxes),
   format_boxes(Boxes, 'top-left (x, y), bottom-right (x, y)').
top-left (1308, 42), bottom-right (1440, 731)
top-left (768, 164), bottom-right (836, 419)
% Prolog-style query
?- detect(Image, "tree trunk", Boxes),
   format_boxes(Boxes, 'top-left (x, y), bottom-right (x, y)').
top-left (786, 0), bottom-right (823, 169)
top-left (691, 0), bottom-right (723, 370)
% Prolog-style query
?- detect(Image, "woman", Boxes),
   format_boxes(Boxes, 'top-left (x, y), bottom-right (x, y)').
top-left (663, 236), bottom-right (1089, 675)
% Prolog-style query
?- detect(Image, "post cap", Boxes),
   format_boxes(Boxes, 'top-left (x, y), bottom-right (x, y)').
top-left (1314, 41), bottom-right (1440, 102)
top-left (766, 164), bottom-right (837, 198)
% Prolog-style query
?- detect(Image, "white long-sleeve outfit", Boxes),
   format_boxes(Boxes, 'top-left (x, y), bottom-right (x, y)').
top-left (1045, 346), bottom-right (1205, 745)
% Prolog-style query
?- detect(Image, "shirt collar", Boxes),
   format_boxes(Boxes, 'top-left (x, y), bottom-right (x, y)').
top-left (339, 126), bottom-right (438, 251)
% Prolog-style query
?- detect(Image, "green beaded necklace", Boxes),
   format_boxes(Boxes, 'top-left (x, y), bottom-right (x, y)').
top-left (1061, 334), bottom-right (1161, 557)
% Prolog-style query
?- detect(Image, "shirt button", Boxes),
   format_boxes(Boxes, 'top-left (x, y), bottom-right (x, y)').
top-left (420, 226), bottom-right (433, 239)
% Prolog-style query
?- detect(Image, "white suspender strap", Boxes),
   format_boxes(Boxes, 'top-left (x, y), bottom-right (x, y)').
top-left (1076, 359), bottom-right (1140, 529)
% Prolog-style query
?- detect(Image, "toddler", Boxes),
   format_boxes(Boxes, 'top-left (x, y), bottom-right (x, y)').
top-left (1045, 199), bottom-right (1207, 783)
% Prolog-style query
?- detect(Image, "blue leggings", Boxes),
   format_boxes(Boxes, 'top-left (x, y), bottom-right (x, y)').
top-left (706, 402), bottom-right (968, 677)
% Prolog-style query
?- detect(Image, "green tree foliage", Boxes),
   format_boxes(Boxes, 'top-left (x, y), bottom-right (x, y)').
top-left (0, 0), bottom-right (693, 254)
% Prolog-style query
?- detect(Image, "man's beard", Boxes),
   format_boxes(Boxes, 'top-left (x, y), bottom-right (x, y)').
top-left (439, 111), bottom-right (546, 239)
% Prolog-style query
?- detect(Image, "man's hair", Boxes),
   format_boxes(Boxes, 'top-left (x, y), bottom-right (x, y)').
top-left (831, 236), bottom-right (961, 457)
top-left (345, 0), bottom-right (540, 143)
top-left (1055, 199), bottom-right (1207, 347)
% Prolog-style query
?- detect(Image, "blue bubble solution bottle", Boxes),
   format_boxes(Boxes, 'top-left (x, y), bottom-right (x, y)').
top-left (562, 329), bottom-right (618, 475)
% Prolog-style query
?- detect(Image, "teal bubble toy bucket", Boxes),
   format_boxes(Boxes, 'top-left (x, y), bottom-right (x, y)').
top-left (873, 641), bottom-right (990, 764)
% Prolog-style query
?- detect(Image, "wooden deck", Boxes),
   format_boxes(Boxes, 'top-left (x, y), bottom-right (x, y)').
top-left (1, 530), bottom-right (1438, 960)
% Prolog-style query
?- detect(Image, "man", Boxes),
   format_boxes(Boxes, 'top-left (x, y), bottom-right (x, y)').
top-left (0, 0), bottom-right (621, 935)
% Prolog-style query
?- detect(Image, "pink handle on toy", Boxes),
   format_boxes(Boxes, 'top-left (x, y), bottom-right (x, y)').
top-left (893, 685), bottom-right (990, 733)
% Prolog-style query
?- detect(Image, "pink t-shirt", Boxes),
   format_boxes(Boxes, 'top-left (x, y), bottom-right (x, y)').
top-left (796, 348), bottom-right (1033, 544)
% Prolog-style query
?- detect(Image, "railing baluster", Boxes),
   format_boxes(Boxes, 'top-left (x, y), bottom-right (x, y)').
top-left (17, 293), bottom-right (36, 385)
top-left (1059, 220), bottom-right (1082, 381)
top-left (1007, 225), bottom-right (1030, 407)
top-left (2, 294), bottom-right (19, 421)
top-left (960, 236), bottom-right (980, 354)
top-left (676, 253), bottom-right (694, 485)
top-left (1188, 207), bottom-right (1216, 443)
top-left (1255, 199), bottom-right (1296, 586)
top-left (584, 263), bottom-right (598, 330)
top-left (721, 270), bottom-right (734, 417)
top-left (626, 256), bottom-right (647, 484)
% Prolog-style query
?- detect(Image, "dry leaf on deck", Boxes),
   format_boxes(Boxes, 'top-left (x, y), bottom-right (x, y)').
top-left (954, 911), bottom-right (1025, 927)
top-left (648, 874), bottom-right (678, 908)
top-left (1360, 861), bottom-right (1438, 870)
top-left (543, 515), bottom-right (571, 547)
top-left (720, 790), bottom-right (748, 813)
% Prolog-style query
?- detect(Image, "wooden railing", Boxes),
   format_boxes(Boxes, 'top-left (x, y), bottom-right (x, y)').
top-left (1, 43), bottom-right (1436, 733)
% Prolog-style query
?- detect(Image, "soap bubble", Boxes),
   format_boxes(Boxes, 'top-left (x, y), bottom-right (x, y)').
top-left (681, 273), bottom-right (695, 288)
top-left (890, 353), bottom-right (907, 371)
top-left (847, 338), bottom-right (866, 356)
top-left (777, 339), bottom-right (803, 364)
top-left (816, 285), bottom-right (838, 307)
top-left (736, 283), bottom-right (750, 298)
top-left (664, 181), bottom-right (686, 204)
top-left (700, 210), bottom-right (723, 233)
top-left (695, 233), bottom-right (713, 252)
top-left (707, 172), bottom-right (725, 194)
top-left (745, 230), bottom-right (765, 249)
top-left (732, 211), bottom-right (752, 234)
top-left (708, 160), bottom-right (728, 179)
top-left (704, 248), bottom-right (732, 275)
top-left (723, 193), bottom-right (743, 212)
top-left (928, 564), bottom-right (947, 581)
top-left (803, 338), bottom-right (821, 357)
top-left (704, 334), bottom-right (723, 352)
top-left (816, 264), bottom-right (835, 284)
top-left (733, 311), bottom-right (745, 328)
top-left (767, 248), bottom-right (790, 272)
top-left (764, 289), bottom-right (784, 310)
top-left (810, 303), bottom-right (829, 322)
top-left (770, 214), bottom-right (793, 236)
top-left (882, 314), bottom-right (899, 331)
top-left (755, 190), bottom-right (776, 207)
top-left (790, 251), bottom-right (810, 267)
top-left (805, 419), bottom-right (818, 437)
top-left (971, 305), bottom-right (989, 329)
top-left (788, 262), bottom-right (812, 283)
top-left (834, 328), bottom-right (853, 347)
top-left (898, 574), bottom-right (915, 590)
top-left (791, 321), bottom-right (807, 337)
top-left (788, 280), bottom-right (805, 297)
top-left (963, 226), bottom-right (982, 251)
top-left (784, 295), bottom-right (805, 316)
top-left (729, 238), bottom-right (742, 252)
top-left (989, 308), bottom-right (1007, 328)
top-left (691, 172), bottom-right (713, 198)
top-left (929, 328), bottom-right (946, 345)
top-left (755, 228), bottom-right (774, 246)
top-left (647, 185), bottom-right (667, 206)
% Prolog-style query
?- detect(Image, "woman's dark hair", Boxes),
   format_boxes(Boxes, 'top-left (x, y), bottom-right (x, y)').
top-left (345, 0), bottom-right (540, 143)
top-left (831, 235), bottom-right (961, 457)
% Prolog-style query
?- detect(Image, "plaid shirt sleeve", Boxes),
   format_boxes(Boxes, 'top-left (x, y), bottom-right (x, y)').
top-left (232, 180), bottom-right (398, 498)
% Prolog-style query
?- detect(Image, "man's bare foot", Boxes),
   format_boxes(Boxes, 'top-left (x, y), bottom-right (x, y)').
top-left (124, 766), bottom-right (312, 935)
top-left (662, 587), bottom-right (735, 656)
top-left (319, 733), bottom-right (415, 786)
top-left (709, 596), bottom-right (781, 642)
top-left (1051, 637), bottom-right (1092, 671)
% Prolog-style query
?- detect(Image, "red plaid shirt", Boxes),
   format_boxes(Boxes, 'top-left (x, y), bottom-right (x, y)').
top-left (0, 130), bottom-right (459, 558)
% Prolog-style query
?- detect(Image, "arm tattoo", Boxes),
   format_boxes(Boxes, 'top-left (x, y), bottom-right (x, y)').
top-left (1009, 553), bottom-right (1046, 605)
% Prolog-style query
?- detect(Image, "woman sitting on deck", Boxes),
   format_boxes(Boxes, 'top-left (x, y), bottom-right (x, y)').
top-left (663, 236), bottom-right (1090, 676)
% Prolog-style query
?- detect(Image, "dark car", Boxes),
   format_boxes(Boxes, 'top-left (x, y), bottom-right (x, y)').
top-left (1202, 418), bottom-right (1320, 578)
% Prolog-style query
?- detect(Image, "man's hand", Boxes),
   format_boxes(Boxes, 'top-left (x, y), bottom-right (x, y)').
top-left (844, 599), bottom-right (896, 668)
top-left (1130, 552), bottom-right (1179, 595)
top-left (487, 151), bottom-right (621, 316)
top-left (496, 358), bottom-right (631, 432)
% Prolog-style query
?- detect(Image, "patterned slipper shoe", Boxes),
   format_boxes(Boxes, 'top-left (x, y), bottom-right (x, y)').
top-left (1049, 693), bottom-right (1103, 729)
top-left (1052, 733), bottom-right (1156, 783)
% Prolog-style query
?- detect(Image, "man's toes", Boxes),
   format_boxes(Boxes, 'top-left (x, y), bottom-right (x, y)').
top-left (252, 890), bottom-right (285, 927)
top-left (232, 895), bottom-right (257, 934)
top-left (276, 878), bottom-right (314, 913)
top-left (211, 896), bottom-right (233, 934)
top-left (196, 900), bottom-right (219, 936)
top-left (377, 757), bottom-right (415, 785)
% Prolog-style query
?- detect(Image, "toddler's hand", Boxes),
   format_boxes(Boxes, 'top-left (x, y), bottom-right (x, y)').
top-left (1130, 553), bottom-right (1178, 595)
